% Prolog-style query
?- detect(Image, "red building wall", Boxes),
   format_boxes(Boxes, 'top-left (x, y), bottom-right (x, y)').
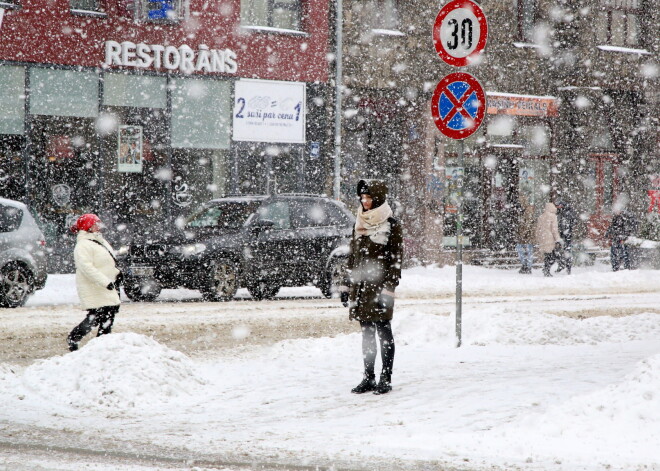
top-left (0, 0), bottom-right (330, 82)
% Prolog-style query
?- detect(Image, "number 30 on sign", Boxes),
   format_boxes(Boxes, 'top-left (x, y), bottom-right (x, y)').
top-left (433, 0), bottom-right (488, 67)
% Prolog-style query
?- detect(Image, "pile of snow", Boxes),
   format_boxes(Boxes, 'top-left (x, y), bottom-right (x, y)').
top-left (391, 308), bottom-right (660, 347)
top-left (491, 354), bottom-right (660, 466)
top-left (21, 333), bottom-right (207, 411)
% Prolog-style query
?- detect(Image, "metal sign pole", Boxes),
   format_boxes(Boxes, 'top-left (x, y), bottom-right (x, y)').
top-left (456, 139), bottom-right (464, 348)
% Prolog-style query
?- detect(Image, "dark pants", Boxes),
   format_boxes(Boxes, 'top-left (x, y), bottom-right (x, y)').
top-left (543, 252), bottom-right (558, 276)
top-left (556, 244), bottom-right (573, 274)
top-left (68, 305), bottom-right (119, 345)
top-left (360, 320), bottom-right (395, 379)
top-left (611, 241), bottom-right (631, 271)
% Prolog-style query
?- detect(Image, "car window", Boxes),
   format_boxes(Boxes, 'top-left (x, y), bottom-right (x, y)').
top-left (257, 201), bottom-right (291, 230)
top-left (322, 201), bottom-right (352, 227)
top-left (290, 200), bottom-right (329, 228)
top-left (186, 202), bottom-right (259, 230)
top-left (0, 204), bottom-right (23, 233)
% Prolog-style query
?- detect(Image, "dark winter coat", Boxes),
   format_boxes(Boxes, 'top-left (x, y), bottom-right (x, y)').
top-left (557, 203), bottom-right (577, 246)
top-left (606, 211), bottom-right (638, 242)
top-left (347, 181), bottom-right (403, 322)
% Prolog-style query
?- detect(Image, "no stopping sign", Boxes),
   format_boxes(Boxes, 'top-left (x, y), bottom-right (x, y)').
top-left (431, 72), bottom-right (486, 140)
top-left (433, 0), bottom-right (488, 67)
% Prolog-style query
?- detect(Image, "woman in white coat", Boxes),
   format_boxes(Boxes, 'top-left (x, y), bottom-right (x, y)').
top-left (67, 214), bottom-right (121, 351)
top-left (535, 202), bottom-right (562, 277)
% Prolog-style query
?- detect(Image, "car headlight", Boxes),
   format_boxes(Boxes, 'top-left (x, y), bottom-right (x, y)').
top-left (174, 243), bottom-right (207, 256)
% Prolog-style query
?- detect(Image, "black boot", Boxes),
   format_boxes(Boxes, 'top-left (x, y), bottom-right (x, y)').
top-left (373, 373), bottom-right (392, 395)
top-left (351, 375), bottom-right (377, 394)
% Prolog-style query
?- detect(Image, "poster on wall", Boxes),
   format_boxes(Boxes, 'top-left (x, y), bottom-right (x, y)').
top-left (117, 125), bottom-right (143, 173)
top-left (232, 79), bottom-right (306, 144)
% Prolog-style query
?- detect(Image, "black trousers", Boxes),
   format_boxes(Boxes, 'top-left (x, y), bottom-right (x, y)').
top-left (68, 305), bottom-right (119, 344)
top-left (360, 320), bottom-right (395, 379)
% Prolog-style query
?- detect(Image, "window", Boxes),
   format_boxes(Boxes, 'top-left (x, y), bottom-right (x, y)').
top-left (171, 78), bottom-right (231, 150)
top-left (103, 73), bottom-right (167, 109)
top-left (186, 202), bottom-right (259, 230)
top-left (241, 0), bottom-right (301, 31)
top-left (517, 0), bottom-right (537, 42)
top-left (0, 204), bottom-right (23, 233)
top-left (359, 0), bottom-right (400, 32)
top-left (0, 66), bottom-right (25, 136)
top-left (290, 201), bottom-right (329, 228)
top-left (30, 68), bottom-right (98, 118)
top-left (595, 0), bottom-right (640, 47)
top-left (70, 0), bottom-right (101, 12)
top-left (257, 201), bottom-right (291, 229)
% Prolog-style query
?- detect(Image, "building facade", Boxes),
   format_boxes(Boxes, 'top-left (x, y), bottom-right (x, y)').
top-left (340, 0), bottom-right (659, 263)
top-left (0, 0), bottom-right (333, 268)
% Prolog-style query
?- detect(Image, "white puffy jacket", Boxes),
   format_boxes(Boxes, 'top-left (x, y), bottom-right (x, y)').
top-left (74, 231), bottom-right (121, 310)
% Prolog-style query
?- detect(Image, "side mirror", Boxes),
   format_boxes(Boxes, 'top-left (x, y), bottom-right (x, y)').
top-left (251, 219), bottom-right (275, 233)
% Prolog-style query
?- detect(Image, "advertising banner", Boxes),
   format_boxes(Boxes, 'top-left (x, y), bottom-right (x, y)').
top-left (232, 79), bottom-right (306, 144)
top-left (117, 125), bottom-right (143, 173)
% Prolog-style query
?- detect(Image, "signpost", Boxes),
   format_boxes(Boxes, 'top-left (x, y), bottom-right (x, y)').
top-left (431, 0), bottom-right (488, 347)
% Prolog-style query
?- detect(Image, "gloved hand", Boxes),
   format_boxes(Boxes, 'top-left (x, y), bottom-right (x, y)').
top-left (554, 242), bottom-right (562, 251)
top-left (378, 292), bottom-right (394, 310)
top-left (106, 282), bottom-right (115, 291)
top-left (340, 291), bottom-right (349, 307)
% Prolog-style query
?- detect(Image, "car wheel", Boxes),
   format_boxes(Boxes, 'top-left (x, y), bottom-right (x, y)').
top-left (201, 259), bottom-right (238, 301)
top-left (319, 257), bottom-right (347, 299)
top-left (123, 277), bottom-right (161, 302)
top-left (247, 281), bottom-right (280, 301)
top-left (0, 263), bottom-right (34, 308)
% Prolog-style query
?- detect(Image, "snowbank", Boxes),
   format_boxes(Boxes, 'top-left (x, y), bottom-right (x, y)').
top-left (21, 332), bottom-right (207, 411)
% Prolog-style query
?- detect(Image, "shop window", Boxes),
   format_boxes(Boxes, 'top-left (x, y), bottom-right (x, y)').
top-left (70, 0), bottom-right (102, 12)
top-left (171, 78), bottom-right (231, 150)
top-left (241, 0), bottom-right (301, 31)
top-left (517, 0), bottom-right (537, 42)
top-left (521, 124), bottom-right (550, 156)
top-left (30, 68), bottom-right (98, 118)
top-left (0, 65), bottom-right (25, 135)
top-left (595, 0), bottom-right (640, 47)
top-left (103, 73), bottom-right (167, 109)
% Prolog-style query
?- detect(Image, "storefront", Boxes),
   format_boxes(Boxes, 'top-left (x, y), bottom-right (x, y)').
top-left (433, 92), bottom-right (558, 251)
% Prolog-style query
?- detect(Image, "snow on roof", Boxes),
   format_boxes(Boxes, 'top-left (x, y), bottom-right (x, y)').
top-left (597, 45), bottom-right (651, 55)
top-left (486, 91), bottom-right (557, 100)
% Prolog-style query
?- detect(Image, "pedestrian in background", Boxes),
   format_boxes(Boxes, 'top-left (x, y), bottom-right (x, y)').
top-left (606, 209), bottom-right (639, 271)
top-left (535, 202), bottom-right (562, 277)
top-left (515, 195), bottom-right (535, 274)
top-left (555, 200), bottom-right (577, 274)
top-left (67, 214), bottom-right (122, 352)
top-left (339, 180), bottom-right (403, 395)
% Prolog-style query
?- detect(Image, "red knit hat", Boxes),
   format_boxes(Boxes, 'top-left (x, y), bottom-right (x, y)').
top-left (73, 213), bottom-right (101, 233)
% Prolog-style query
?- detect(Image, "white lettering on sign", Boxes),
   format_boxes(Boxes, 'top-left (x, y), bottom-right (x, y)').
top-left (104, 40), bottom-right (238, 75)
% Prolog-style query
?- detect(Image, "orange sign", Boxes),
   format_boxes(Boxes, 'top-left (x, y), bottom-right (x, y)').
top-left (486, 93), bottom-right (558, 117)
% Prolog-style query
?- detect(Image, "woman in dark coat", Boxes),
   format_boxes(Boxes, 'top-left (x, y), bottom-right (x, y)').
top-left (339, 180), bottom-right (403, 395)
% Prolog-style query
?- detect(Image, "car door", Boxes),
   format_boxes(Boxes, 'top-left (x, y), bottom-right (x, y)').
top-left (288, 199), bottom-right (342, 279)
top-left (249, 200), bottom-right (300, 282)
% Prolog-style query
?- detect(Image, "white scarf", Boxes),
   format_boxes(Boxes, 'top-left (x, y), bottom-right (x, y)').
top-left (355, 202), bottom-right (393, 245)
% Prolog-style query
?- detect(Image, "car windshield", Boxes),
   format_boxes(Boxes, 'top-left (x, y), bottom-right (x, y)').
top-left (185, 202), bottom-right (260, 231)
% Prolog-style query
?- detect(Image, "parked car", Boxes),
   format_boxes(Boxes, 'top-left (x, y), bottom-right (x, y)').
top-left (0, 198), bottom-right (48, 308)
top-left (121, 194), bottom-right (355, 302)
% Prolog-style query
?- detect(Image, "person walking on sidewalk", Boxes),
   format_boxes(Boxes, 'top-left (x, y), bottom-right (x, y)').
top-left (515, 196), bottom-right (535, 274)
top-left (535, 202), bottom-right (562, 277)
top-left (339, 180), bottom-right (403, 395)
top-left (555, 200), bottom-right (577, 274)
top-left (67, 213), bottom-right (122, 352)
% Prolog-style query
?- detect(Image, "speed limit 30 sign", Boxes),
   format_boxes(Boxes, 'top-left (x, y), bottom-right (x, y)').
top-left (433, 0), bottom-right (488, 67)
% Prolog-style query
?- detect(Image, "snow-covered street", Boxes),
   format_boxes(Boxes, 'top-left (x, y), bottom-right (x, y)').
top-left (1, 265), bottom-right (659, 471)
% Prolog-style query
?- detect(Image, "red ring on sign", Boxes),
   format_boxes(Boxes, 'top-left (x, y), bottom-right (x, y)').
top-left (430, 72), bottom-right (486, 140)
top-left (433, 0), bottom-right (488, 67)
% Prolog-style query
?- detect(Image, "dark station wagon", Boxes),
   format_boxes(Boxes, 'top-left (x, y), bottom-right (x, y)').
top-left (122, 194), bottom-right (354, 301)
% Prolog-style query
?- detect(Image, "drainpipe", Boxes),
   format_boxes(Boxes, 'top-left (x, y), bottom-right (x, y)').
top-left (332, 0), bottom-right (343, 200)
